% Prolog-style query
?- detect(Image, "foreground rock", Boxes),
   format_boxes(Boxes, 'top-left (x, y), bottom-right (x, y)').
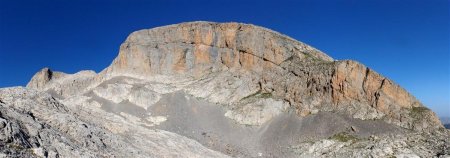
top-left (2, 21), bottom-right (449, 157)
top-left (0, 87), bottom-right (228, 157)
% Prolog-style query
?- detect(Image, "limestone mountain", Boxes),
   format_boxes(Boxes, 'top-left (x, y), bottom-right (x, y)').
top-left (1, 22), bottom-right (448, 157)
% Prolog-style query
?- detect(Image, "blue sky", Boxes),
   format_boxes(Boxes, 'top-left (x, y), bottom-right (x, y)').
top-left (0, 0), bottom-right (449, 117)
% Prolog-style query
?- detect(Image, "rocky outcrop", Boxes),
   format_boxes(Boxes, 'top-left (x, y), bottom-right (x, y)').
top-left (27, 68), bottom-right (96, 97)
top-left (291, 131), bottom-right (450, 158)
top-left (0, 87), bottom-right (228, 158)
top-left (27, 68), bottom-right (55, 90)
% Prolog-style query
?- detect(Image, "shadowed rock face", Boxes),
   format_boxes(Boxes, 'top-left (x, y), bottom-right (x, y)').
top-left (11, 21), bottom-right (448, 157)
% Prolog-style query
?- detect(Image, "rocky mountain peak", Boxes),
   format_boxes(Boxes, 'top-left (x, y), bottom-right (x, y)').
top-left (26, 22), bottom-right (442, 131)
top-left (26, 67), bottom-right (53, 90)
top-left (94, 21), bottom-right (441, 131)
top-left (4, 22), bottom-right (447, 157)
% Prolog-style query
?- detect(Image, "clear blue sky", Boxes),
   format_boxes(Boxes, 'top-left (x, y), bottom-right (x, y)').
top-left (0, 0), bottom-right (449, 117)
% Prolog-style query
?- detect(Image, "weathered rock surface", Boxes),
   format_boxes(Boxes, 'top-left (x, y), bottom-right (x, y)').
top-left (291, 131), bottom-right (449, 158)
top-left (0, 87), bottom-right (228, 158)
top-left (0, 21), bottom-right (448, 157)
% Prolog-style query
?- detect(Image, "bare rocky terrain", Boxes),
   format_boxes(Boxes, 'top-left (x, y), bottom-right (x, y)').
top-left (1, 21), bottom-right (449, 157)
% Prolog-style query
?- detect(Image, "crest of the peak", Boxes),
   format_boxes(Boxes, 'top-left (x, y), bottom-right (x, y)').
top-left (123, 21), bottom-right (334, 62)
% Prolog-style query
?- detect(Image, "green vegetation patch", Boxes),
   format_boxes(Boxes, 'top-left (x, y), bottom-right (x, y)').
top-left (303, 53), bottom-right (317, 60)
top-left (410, 106), bottom-right (429, 114)
top-left (259, 92), bottom-right (272, 98)
top-left (303, 53), bottom-right (325, 62)
top-left (302, 52), bottom-right (334, 65)
top-left (329, 132), bottom-right (359, 142)
top-left (8, 143), bottom-right (24, 150)
top-left (409, 106), bottom-right (429, 118)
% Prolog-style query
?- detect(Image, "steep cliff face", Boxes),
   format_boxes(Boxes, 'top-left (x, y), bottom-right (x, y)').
top-left (17, 22), bottom-right (448, 157)
top-left (103, 22), bottom-right (332, 78)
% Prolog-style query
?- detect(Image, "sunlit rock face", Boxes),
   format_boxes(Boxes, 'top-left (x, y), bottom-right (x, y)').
top-left (1, 22), bottom-right (446, 158)
top-left (105, 22), bottom-right (332, 78)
